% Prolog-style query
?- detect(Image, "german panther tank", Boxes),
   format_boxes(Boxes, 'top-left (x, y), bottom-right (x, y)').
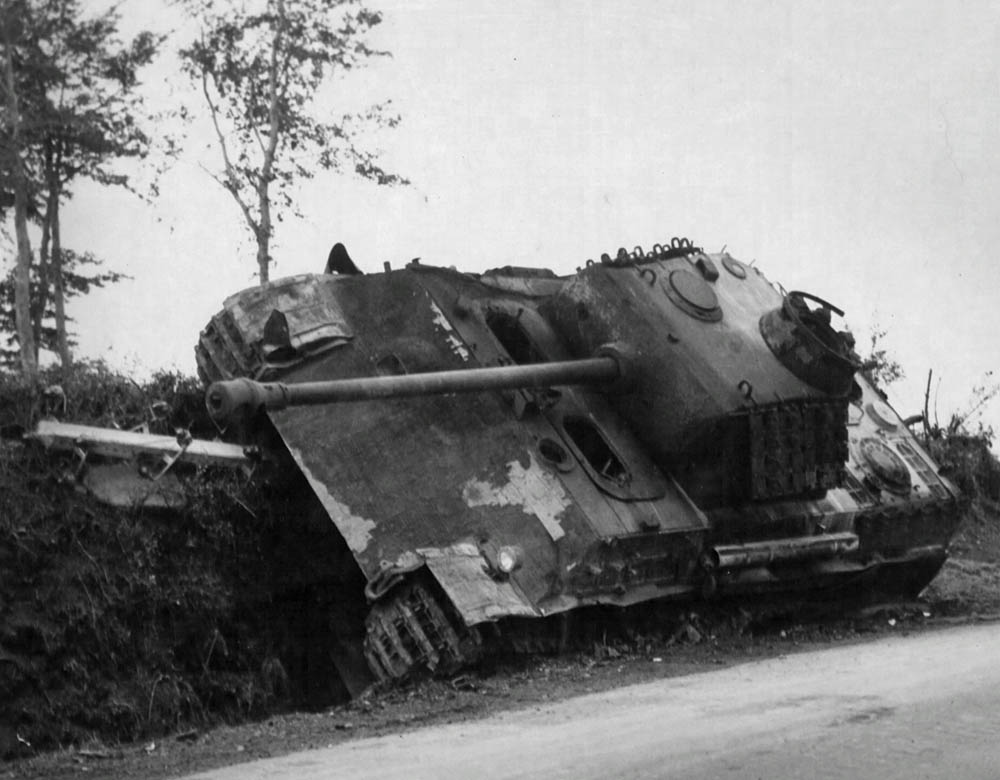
top-left (197, 239), bottom-right (962, 692)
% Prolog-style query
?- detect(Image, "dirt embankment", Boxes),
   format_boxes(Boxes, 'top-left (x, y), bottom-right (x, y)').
top-left (0, 367), bottom-right (345, 764)
top-left (7, 498), bottom-right (1000, 780)
top-left (2, 367), bottom-right (999, 780)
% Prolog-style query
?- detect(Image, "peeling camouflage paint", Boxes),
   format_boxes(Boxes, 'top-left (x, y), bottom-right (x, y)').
top-left (461, 453), bottom-right (569, 541)
top-left (286, 445), bottom-right (377, 553)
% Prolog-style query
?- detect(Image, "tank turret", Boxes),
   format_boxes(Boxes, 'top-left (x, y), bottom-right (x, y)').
top-left (195, 240), bottom-right (963, 692)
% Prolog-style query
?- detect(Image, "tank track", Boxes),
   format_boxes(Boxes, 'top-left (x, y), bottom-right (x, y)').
top-left (363, 578), bottom-right (482, 683)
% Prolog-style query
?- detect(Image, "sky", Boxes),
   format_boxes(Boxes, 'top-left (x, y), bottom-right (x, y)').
top-left (13, 0), bottom-right (1000, 436)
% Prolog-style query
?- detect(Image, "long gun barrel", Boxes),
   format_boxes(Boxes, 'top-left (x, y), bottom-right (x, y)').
top-left (206, 354), bottom-right (625, 425)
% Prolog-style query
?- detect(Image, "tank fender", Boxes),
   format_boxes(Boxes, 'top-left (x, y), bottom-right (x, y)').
top-left (421, 543), bottom-right (540, 624)
top-left (367, 543), bottom-right (539, 625)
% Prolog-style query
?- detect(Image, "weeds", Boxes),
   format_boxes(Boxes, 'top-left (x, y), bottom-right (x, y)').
top-left (0, 363), bottom-right (324, 757)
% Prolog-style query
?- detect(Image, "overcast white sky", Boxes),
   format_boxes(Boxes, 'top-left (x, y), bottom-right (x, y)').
top-left (20, 0), bottom-right (1000, 435)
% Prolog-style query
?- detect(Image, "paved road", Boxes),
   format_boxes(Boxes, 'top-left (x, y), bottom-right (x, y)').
top-left (182, 622), bottom-right (1000, 779)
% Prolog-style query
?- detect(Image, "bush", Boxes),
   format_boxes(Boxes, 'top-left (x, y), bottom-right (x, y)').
top-left (928, 430), bottom-right (1000, 504)
top-left (0, 363), bottom-right (328, 756)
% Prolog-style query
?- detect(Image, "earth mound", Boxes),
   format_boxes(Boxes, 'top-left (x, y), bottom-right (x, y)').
top-left (0, 364), bottom-right (345, 758)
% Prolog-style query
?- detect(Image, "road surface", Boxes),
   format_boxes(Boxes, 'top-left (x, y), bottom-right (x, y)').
top-left (180, 621), bottom-right (1000, 779)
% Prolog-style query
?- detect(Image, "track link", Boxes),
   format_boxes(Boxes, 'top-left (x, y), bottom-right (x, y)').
top-left (363, 579), bottom-right (482, 682)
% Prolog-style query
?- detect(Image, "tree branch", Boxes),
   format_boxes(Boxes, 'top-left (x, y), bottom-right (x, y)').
top-left (200, 69), bottom-right (259, 235)
top-left (197, 160), bottom-right (258, 237)
top-left (262, 1), bottom-right (284, 176)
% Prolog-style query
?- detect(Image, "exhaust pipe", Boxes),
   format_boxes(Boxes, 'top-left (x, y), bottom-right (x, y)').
top-left (708, 532), bottom-right (859, 570)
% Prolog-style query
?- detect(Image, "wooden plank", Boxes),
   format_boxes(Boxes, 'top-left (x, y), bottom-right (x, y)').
top-left (28, 420), bottom-right (249, 467)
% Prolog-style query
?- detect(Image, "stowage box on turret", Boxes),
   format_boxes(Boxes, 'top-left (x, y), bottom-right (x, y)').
top-left (198, 239), bottom-right (962, 692)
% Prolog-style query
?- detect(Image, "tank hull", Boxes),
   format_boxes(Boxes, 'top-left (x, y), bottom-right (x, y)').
top-left (197, 248), bottom-right (963, 691)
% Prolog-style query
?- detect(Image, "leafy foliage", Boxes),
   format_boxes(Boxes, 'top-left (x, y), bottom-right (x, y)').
top-left (0, 360), bottom-right (193, 434)
top-left (0, 250), bottom-right (129, 367)
top-left (0, 0), bottom-right (163, 370)
top-left (922, 370), bottom-right (1000, 504)
top-left (947, 371), bottom-right (1000, 439)
top-left (177, 0), bottom-right (407, 282)
top-left (859, 325), bottom-right (904, 392)
top-left (0, 364), bottom-right (350, 754)
top-left (858, 326), bottom-right (999, 503)
top-left (11, 2), bottom-right (163, 190)
top-left (929, 431), bottom-right (1000, 503)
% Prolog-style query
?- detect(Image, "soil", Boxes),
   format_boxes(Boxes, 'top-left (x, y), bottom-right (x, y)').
top-left (5, 498), bottom-right (999, 780)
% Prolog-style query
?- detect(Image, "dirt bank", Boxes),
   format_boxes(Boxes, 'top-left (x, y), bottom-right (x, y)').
top-left (7, 503), bottom-right (998, 780)
top-left (3, 367), bottom-right (998, 780)
top-left (0, 368), bottom-right (347, 764)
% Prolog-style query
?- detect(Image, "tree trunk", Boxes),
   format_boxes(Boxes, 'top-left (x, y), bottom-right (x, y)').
top-left (51, 189), bottom-right (71, 366)
top-left (35, 199), bottom-right (52, 358)
top-left (11, 184), bottom-right (36, 374)
top-left (34, 147), bottom-right (56, 358)
top-left (254, 0), bottom-right (284, 287)
top-left (2, 37), bottom-right (38, 375)
top-left (256, 186), bottom-right (271, 284)
top-left (256, 237), bottom-right (270, 283)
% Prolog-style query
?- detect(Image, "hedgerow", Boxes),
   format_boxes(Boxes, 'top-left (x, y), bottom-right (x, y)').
top-left (0, 363), bottom-right (335, 756)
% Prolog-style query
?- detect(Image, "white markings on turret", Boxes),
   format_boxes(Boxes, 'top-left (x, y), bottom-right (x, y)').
top-left (428, 301), bottom-right (472, 361)
top-left (461, 453), bottom-right (569, 541)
